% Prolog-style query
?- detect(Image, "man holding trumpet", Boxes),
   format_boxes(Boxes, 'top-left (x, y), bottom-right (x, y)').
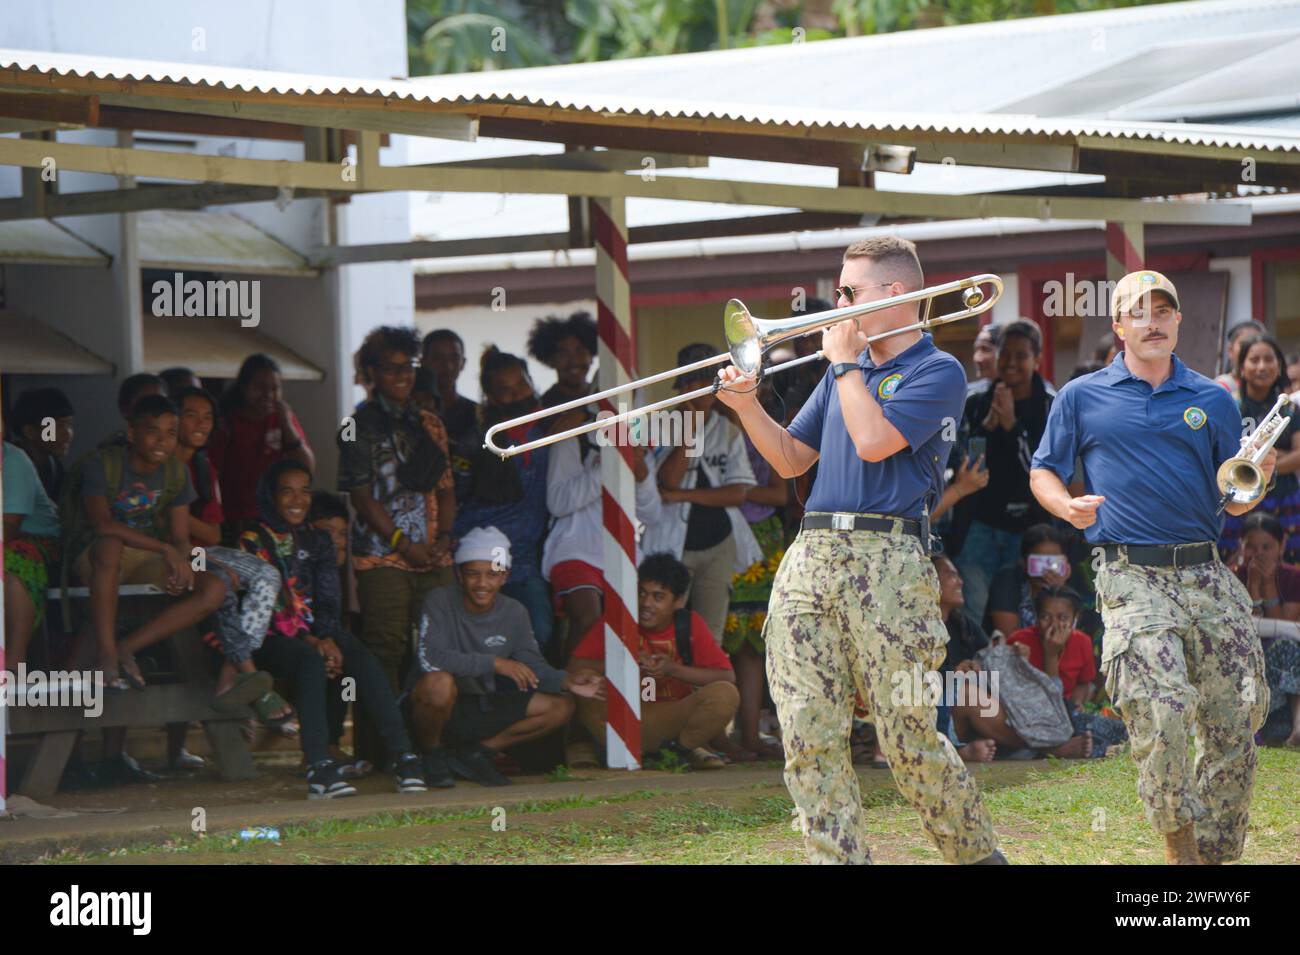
top-left (716, 236), bottom-right (1002, 865)
top-left (1030, 270), bottom-right (1271, 865)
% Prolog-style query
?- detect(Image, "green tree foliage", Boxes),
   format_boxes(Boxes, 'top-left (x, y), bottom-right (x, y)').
top-left (407, 0), bottom-right (1185, 75)
top-left (833, 0), bottom-right (1181, 36)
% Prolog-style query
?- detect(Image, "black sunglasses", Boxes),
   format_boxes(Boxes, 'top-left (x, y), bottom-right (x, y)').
top-left (833, 282), bottom-right (893, 305)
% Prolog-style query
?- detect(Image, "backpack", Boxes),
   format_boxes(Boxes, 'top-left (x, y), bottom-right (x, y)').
top-left (673, 608), bottom-right (694, 667)
top-left (58, 445), bottom-right (187, 623)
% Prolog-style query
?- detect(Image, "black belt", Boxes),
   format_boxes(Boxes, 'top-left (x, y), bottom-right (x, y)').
top-left (801, 512), bottom-right (924, 541)
top-left (1099, 542), bottom-right (1216, 569)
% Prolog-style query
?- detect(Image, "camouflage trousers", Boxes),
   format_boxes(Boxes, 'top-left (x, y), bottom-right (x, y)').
top-left (764, 522), bottom-right (998, 864)
top-left (1096, 549), bottom-right (1269, 863)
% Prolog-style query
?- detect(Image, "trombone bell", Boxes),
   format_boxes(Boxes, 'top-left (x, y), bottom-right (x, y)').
top-left (724, 299), bottom-right (763, 377)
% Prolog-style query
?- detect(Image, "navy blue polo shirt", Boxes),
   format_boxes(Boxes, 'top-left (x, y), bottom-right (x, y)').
top-left (789, 333), bottom-right (966, 519)
top-left (1030, 352), bottom-right (1242, 545)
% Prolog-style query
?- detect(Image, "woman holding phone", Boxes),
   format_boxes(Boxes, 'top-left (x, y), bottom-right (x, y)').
top-left (984, 523), bottom-right (1079, 638)
top-left (949, 320), bottom-right (1057, 625)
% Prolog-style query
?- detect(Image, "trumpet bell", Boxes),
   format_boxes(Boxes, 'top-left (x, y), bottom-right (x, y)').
top-left (1217, 457), bottom-right (1265, 506)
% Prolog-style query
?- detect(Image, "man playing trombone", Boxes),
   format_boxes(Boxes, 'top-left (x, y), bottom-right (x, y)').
top-left (716, 236), bottom-right (1002, 865)
top-left (1030, 270), bottom-right (1272, 865)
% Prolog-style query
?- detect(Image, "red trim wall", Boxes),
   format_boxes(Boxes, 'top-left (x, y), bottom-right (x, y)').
top-left (1017, 252), bottom-right (1210, 381)
top-left (1250, 245), bottom-right (1300, 326)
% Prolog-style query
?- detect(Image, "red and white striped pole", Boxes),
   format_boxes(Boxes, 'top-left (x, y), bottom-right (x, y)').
top-left (1, 414), bottom-right (8, 814)
top-left (1106, 221), bottom-right (1145, 282)
top-left (1106, 221), bottom-right (1144, 357)
top-left (593, 196), bottom-right (641, 769)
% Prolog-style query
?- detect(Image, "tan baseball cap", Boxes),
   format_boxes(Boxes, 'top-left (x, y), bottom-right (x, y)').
top-left (1111, 269), bottom-right (1180, 317)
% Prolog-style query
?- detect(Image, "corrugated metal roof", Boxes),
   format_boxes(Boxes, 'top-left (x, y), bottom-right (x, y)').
top-left (4, 0), bottom-right (1300, 154)
top-left (0, 309), bottom-right (114, 375)
top-left (0, 218), bottom-right (109, 266)
top-left (137, 209), bottom-right (314, 276)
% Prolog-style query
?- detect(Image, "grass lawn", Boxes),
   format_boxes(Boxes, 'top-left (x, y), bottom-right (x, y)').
top-left (49, 747), bottom-right (1300, 865)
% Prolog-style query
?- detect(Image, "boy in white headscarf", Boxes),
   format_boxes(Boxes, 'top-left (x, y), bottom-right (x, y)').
top-left (409, 526), bottom-right (603, 787)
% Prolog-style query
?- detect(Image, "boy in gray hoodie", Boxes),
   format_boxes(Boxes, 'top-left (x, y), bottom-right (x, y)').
top-left (409, 526), bottom-right (603, 786)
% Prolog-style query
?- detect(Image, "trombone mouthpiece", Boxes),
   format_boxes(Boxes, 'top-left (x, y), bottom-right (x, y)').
top-left (962, 287), bottom-right (984, 309)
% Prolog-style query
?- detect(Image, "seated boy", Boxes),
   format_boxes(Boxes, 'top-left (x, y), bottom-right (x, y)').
top-left (11, 386), bottom-right (75, 499)
top-left (3, 430), bottom-right (61, 670)
top-left (409, 526), bottom-right (601, 788)
top-left (240, 460), bottom-right (428, 799)
top-left (310, 489), bottom-right (390, 775)
top-left (66, 394), bottom-right (228, 691)
top-left (568, 553), bottom-right (739, 771)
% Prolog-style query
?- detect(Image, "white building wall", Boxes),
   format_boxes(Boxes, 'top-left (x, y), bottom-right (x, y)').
top-left (0, 0), bottom-right (412, 480)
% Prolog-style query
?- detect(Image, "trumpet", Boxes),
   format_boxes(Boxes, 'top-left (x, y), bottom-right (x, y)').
top-left (484, 273), bottom-right (1003, 459)
top-left (1218, 391), bottom-right (1295, 509)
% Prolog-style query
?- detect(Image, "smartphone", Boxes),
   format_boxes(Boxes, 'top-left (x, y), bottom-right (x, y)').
top-left (968, 437), bottom-right (987, 471)
top-left (1027, 554), bottom-right (1068, 579)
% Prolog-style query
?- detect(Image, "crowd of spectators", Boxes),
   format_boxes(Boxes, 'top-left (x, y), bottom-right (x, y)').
top-left (4, 306), bottom-right (1300, 799)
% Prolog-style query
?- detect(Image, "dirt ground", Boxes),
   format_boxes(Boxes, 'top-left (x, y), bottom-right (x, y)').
top-left (1, 725), bottom-right (1051, 864)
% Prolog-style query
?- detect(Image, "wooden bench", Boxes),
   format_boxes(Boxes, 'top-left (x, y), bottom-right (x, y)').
top-left (8, 585), bottom-right (257, 798)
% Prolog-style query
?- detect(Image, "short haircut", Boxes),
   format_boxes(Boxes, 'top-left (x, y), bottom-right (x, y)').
top-left (173, 386), bottom-right (219, 422)
top-left (527, 311), bottom-right (598, 365)
top-left (479, 345), bottom-right (531, 398)
top-left (423, 328), bottom-right (464, 353)
top-left (975, 323), bottom-right (1003, 347)
top-left (358, 326), bottom-right (421, 372)
top-left (129, 393), bottom-right (179, 424)
top-left (997, 319), bottom-right (1042, 356)
top-left (1020, 522), bottom-right (1067, 559)
top-left (841, 236), bottom-right (924, 291)
top-left (13, 387), bottom-right (74, 430)
top-left (160, 367), bottom-right (199, 396)
top-left (118, 373), bottom-right (163, 416)
top-left (1034, 585), bottom-right (1082, 620)
top-left (638, 552), bottom-right (691, 598)
top-left (308, 490), bottom-right (349, 524)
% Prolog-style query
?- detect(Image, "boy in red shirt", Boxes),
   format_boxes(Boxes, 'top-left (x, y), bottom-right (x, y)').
top-left (569, 553), bottom-right (739, 770)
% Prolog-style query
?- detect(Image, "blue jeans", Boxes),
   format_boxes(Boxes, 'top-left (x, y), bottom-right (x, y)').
top-left (954, 521), bottom-right (1022, 628)
top-left (503, 575), bottom-right (554, 655)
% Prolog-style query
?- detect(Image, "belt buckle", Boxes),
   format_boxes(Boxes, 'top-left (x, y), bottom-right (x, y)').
top-left (831, 513), bottom-right (855, 532)
top-left (1171, 543), bottom-right (1201, 570)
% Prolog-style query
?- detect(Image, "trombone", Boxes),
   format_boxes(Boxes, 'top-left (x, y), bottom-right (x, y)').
top-left (484, 273), bottom-right (1003, 459)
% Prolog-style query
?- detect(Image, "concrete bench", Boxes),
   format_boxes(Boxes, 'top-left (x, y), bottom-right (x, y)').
top-left (8, 586), bottom-right (257, 799)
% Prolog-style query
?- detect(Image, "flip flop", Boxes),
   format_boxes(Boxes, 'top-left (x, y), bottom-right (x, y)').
top-left (118, 656), bottom-right (147, 691)
top-left (870, 758), bottom-right (890, 770)
top-left (253, 691), bottom-right (299, 737)
top-left (210, 670), bottom-right (274, 713)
